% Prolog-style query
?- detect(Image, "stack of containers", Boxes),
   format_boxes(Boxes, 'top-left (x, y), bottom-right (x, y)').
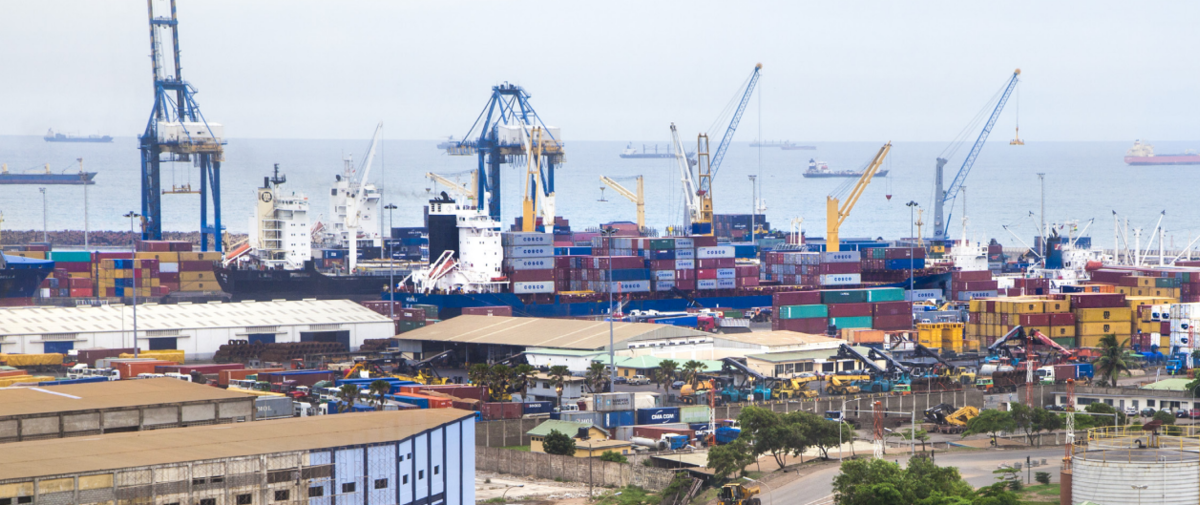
top-left (387, 227), bottom-right (427, 261)
top-left (697, 244), bottom-right (737, 291)
top-left (642, 237), bottom-right (695, 292)
top-left (1167, 303), bottom-right (1200, 356)
top-left (965, 297), bottom-right (1073, 347)
top-left (773, 291), bottom-right (826, 332)
top-left (949, 270), bottom-right (998, 301)
top-left (178, 252), bottom-right (220, 292)
top-left (761, 251), bottom-right (820, 285)
top-left (593, 392), bottom-right (636, 429)
top-left (1005, 278), bottom-right (1051, 297)
top-left (917, 323), bottom-right (966, 353)
top-left (49, 251), bottom-right (94, 297)
top-left (987, 243), bottom-right (1004, 271)
top-left (97, 258), bottom-right (160, 298)
top-left (502, 232), bottom-right (556, 294)
top-left (1068, 293), bottom-right (1131, 348)
top-left (819, 251), bottom-right (861, 286)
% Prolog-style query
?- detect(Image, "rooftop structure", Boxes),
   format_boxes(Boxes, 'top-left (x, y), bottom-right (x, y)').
top-left (396, 315), bottom-right (706, 352)
top-left (626, 329), bottom-right (842, 360)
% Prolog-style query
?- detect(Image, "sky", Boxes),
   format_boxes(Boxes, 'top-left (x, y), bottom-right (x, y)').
top-left (0, 1), bottom-right (1197, 142)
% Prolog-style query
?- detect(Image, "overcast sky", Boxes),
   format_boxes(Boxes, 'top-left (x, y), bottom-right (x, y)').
top-left (1, 1), bottom-right (1196, 141)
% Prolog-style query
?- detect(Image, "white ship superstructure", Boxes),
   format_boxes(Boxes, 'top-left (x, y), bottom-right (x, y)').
top-left (249, 165), bottom-right (311, 269)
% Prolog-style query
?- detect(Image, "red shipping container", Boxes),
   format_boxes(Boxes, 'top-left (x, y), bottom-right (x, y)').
top-left (156, 363), bottom-right (244, 375)
top-left (509, 269), bottom-right (555, 282)
top-left (1019, 313), bottom-right (1052, 327)
top-left (951, 270), bottom-right (992, 282)
top-left (1049, 313), bottom-right (1075, 326)
top-left (697, 258), bottom-right (735, 268)
top-left (219, 368), bottom-right (285, 386)
top-left (735, 265), bottom-right (759, 277)
top-left (873, 314), bottom-right (912, 330)
top-left (873, 301), bottom-right (913, 317)
top-left (737, 277), bottom-right (759, 287)
top-left (691, 236), bottom-right (718, 247)
top-left (1068, 293), bottom-right (1126, 308)
top-left (115, 360), bottom-right (176, 380)
top-left (779, 317), bottom-right (828, 333)
top-left (819, 262), bottom-right (862, 275)
top-left (675, 269), bottom-right (694, 280)
top-left (462, 306), bottom-right (513, 317)
top-left (774, 291), bottom-right (822, 306)
top-left (69, 277), bottom-right (93, 288)
top-left (696, 269), bottom-right (718, 280)
top-left (828, 303), bottom-right (872, 317)
top-left (1162, 321), bottom-right (1172, 334)
top-left (482, 402), bottom-right (523, 420)
top-left (76, 347), bottom-right (138, 367)
top-left (413, 385), bottom-right (489, 402)
top-left (674, 279), bottom-right (695, 290)
top-left (58, 262), bottom-right (92, 273)
top-left (650, 260), bottom-right (676, 270)
top-left (178, 260), bottom-right (214, 272)
top-left (69, 288), bottom-right (92, 297)
top-left (634, 426), bottom-right (696, 441)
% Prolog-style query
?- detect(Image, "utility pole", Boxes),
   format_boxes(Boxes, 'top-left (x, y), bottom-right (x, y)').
top-left (125, 211), bottom-right (142, 358)
top-left (1037, 173), bottom-right (1045, 250)
top-left (906, 201), bottom-right (918, 291)
top-left (384, 203), bottom-right (398, 319)
top-left (603, 226), bottom-right (617, 394)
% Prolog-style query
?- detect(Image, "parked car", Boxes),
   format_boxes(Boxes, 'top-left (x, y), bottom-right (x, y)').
top-left (1189, 409), bottom-right (1200, 420)
top-left (1044, 404), bottom-right (1064, 412)
top-left (629, 375), bottom-right (650, 386)
top-left (1124, 407), bottom-right (1138, 417)
top-left (1141, 408), bottom-right (1158, 417)
top-left (671, 380), bottom-right (685, 390)
top-left (1176, 409), bottom-right (1190, 418)
top-left (613, 376), bottom-right (628, 385)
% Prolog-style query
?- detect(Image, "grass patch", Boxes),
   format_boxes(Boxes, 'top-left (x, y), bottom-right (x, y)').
top-left (593, 485), bottom-right (658, 505)
top-left (1016, 483), bottom-right (1061, 504)
top-left (500, 445), bottom-right (531, 452)
top-left (689, 487), bottom-right (718, 505)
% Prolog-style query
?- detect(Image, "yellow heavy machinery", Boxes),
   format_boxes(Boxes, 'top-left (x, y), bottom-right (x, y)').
top-left (426, 171), bottom-right (477, 203)
top-left (599, 175), bottom-right (644, 230)
top-left (946, 406), bottom-right (979, 426)
top-left (825, 142), bottom-right (892, 252)
top-left (718, 483), bottom-right (761, 505)
top-left (342, 354), bottom-right (451, 386)
top-left (774, 375), bottom-right (819, 399)
top-left (826, 374), bottom-right (867, 395)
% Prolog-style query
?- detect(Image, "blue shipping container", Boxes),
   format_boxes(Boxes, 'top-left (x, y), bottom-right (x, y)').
top-left (652, 315), bottom-right (699, 327)
top-left (886, 258), bottom-right (926, 270)
top-left (602, 410), bottom-right (635, 428)
top-left (733, 244), bottom-right (758, 259)
top-left (636, 407), bottom-right (680, 425)
top-left (611, 269), bottom-right (650, 281)
top-left (522, 401), bottom-right (554, 415)
top-left (386, 394), bottom-right (429, 409)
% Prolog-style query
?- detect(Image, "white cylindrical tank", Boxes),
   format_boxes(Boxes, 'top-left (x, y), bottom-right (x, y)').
top-left (631, 437), bottom-right (666, 450)
top-left (1072, 455), bottom-right (1199, 505)
top-left (979, 364), bottom-right (1014, 376)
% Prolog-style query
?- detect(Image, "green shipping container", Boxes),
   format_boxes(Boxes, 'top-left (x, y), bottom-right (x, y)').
top-left (870, 248), bottom-right (886, 259)
top-left (1051, 337), bottom-right (1074, 348)
top-left (411, 304), bottom-right (439, 320)
top-left (1156, 277), bottom-right (1181, 288)
top-left (49, 250), bottom-right (92, 262)
top-left (723, 310), bottom-right (745, 319)
top-left (680, 405), bottom-right (711, 423)
top-left (649, 239), bottom-right (676, 250)
top-left (866, 287), bottom-right (905, 302)
top-left (779, 304), bottom-right (829, 320)
top-left (830, 316), bottom-right (872, 329)
top-left (821, 290), bottom-right (870, 304)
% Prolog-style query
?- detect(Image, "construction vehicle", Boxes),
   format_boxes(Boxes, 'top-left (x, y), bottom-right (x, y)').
top-left (718, 483), bottom-right (761, 505)
top-left (773, 374), bottom-right (819, 399)
top-left (426, 171), bottom-right (477, 203)
top-left (342, 351), bottom-right (452, 386)
top-left (976, 369), bottom-right (1025, 393)
top-left (825, 143), bottom-right (892, 252)
top-left (924, 403), bottom-right (979, 433)
top-left (826, 374), bottom-right (866, 395)
top-left (599, 175), bottom-right (645, 231)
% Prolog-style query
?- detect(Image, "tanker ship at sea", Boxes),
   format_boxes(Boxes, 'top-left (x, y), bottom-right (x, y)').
top-left (1124, 140), bottom-right (1200, 165)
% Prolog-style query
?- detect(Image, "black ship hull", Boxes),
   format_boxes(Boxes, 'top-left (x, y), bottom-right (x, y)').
top-left (215, 263), bottom-right (391, 302)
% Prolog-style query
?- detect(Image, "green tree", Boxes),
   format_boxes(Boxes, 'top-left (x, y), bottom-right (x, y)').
top-left (808, 413), bottom-right (858, 459)
top-left (888, 427), bottom-right (930, 452)
top-left (658, 359), bottom-right (679, 389)
top-left (598, 450), bottom-right (627, 463)
top-left (468, 363), bottom-right (493, 399)
top-left (368, 379), bottom-right (392, 411)
top-left (706, 438), bottom-right (755, 480)
top-left (1035, 471), bottom-right (1051, 485)
top-left (586, 361), bottom-right (610, 393)
top-left (1153, 409), bottom-right (1177, 425)
top-left (548, 365), bottom-right (571, 409)
top-left (682, 360), bottom-right (705, 387)
top-left (542, 429), bottom-right (576, 456)
top-left (489, 364), bottom-right (512, 398)
top-left (511, 364), bottom-right (537, 401)
top-left (1084, 402), bottom-right (1125, 426)
top-left (973, 482), bottom-right (1020, 505)
top-left (1093, 334), bottom-right (1131, 386)
top-left (738, 406), bottom-right (794, 468)
top-left (962, 409), bottom-right (1015, 447)
top-left (336, 384), bottom-right (360, 413)
top-left (832, 457), bottom-right (981, 505)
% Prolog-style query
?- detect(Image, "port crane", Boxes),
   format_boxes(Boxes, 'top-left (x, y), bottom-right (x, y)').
top-left (599, 175), bottom-right (645, 231)
top-left (826, 143), bottom-right (891, 252)
top-left (932, 69), bottom-right (1020, 246)
top-left (344, 123), bottom-right (384, 272)
top-left (139, 0), bottom-right (227, 250)
top-left (671, 123), bottom-right (703, 232)
top-left (449, 84), bottom-right (562, 224)
top-left (426, 171), bottom-right (476, 203)
top-left (689, 63), bottom-right (762, 235)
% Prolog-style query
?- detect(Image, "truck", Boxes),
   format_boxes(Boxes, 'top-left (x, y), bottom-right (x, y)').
top-left (1167, 352), bottom-right (1192, 375)
top-left (1037, 363), bottom-right (1095, 384)
top-left (718, 483), bottom-right (761, 505)
top-left (976, 369), bottom-right (1025, 393)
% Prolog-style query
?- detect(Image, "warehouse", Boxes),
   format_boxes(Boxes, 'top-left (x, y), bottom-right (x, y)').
top-left (0, 409), bottom-right (475, 505)
top-left (395, 315), bottom-right (707, 363)
top-left (1052, 382), bottom-right (1200, 414)
top-left (624, 330), bottom-right (842, 360)
top-left (0, 378), bottom-right (256, 443)
top-left (0, 299), bottom-right (395, 359)
top-left (743, 347), bottom-right (872, 378)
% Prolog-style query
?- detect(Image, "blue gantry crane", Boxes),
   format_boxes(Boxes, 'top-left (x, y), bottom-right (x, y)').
top-left (139, 0), bottom-right (227, 251)
top-left (932, 69), bottom-right (1020, 246)
top-left (448, 84), bottom-right (562, 225)
top-left (691, 63), bottom-right (762, 235)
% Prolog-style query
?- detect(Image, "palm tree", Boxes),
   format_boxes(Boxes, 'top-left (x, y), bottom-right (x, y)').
top-left (336, 384), bottom-right (360, 413)
top-left (549, 365), bottom-right (571, 410)
top-left (659, 359), bottom-right (679, 389)
top-left (490, 364), bottom-right (513, 400)
top-left (682, 360), bottom-right (706, 387)
top-left (468, 363), bottom-right (493, 400)
top-left (368, 379), bottom-right (392, 411)
top-left (1094, 333), bottom-right (1131, 387)
top-left (586, 362), bottom-right (609, 393)
top-left (512, 364), bottom-right (536, 401)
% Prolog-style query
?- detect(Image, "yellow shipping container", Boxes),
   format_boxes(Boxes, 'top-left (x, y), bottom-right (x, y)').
top-left (1077, 322), bottom-right (1132, 336)
top-left (1078, 335), bottom-right (1112, 348)
top-left (119, 350), bottom-right (184, 363)
top-left (68, 272), bottom-right (90, 278)
top-left (178, 252), bottom-right (221, 261)
top-left (0, 353), bottom-right (64, 367)
top-left (1074, 307), bottom-right (1132, 323)
top-left (1027, 325), bottom-right (1051, 337)
top-left (1043, 300), bottom-right (1071, 313)
top-left (0, 376), bottom-right (55, 387)
top-left (135, 251), bottom-right (179, 262)
top-left (1116, 286), bottom-right (1133, 295)
top-left (1136, 277), bottom-right (1156, 288)
top-left (179, 280), bottom-right (218, 292)
top-left (180, 271), bottom-right (215, 282)
top-left (969, 300), bottom-right (985, 312)
top-left (9, 251), bottom-right (46, 259)
top-left (1048, 325), bottom-right (1076, 338)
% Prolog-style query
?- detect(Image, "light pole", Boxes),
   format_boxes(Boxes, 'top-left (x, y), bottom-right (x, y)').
top-left (38, 187), bottom-right (47, 243)
top-left (906, 201), bottom-right (919, 292)
top-left (742, 477), bottom-right (773, 505)
top-left (124, 211), bottom-right (141, 358)
top-left (602, 226), bottom-right (617, 394)
top-left (748, 175), bottom-right (757, 241)
top-left (384, 203), bottom-right (398, 319)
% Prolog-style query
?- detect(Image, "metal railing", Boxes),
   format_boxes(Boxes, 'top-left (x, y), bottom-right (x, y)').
top-left (1076, 425), bottom-right (1200, 463)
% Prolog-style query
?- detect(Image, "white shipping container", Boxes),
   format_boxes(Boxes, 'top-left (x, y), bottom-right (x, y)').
top-left (496, 123), bottom-right (562, 147)
top-left (159, 262), bottom-right (180, 273)
top-left (653, 280), bottom-right (675, 291)
top-left (513, 281), bottom-right (555, 294)
top-left (697, 279), bottom-right (718, 290)
top-left (609, 280), bottom-right (650, 293)
top-left (157, 121), bottom-right (224, 143)
top-left (674, 238), bottom-right (695, 249)
top-left (674, 248), bottom-right (695, 259)
top-left (675, 259), bottom-right (695, 270)
top-left (822, 251), bottom-right (861, 263)
top-left (716, 278), bottom-right (736, 289)
top-left (505, 246), bottom-right (554, 258)
top-left (696, 246), bottom-right (735, 259)
top-left (715, 268), bottom-right (736, 280)
top-left (653, 270), bottom-right (676, 281)
top-left (504, 258), bottom-right (554, 270)
top-left (501, 232), bottom-right (553, 246)
top-left (820, 273), bottom-right (861, 286)
top-left (904, 289), bottom-right (942, 302)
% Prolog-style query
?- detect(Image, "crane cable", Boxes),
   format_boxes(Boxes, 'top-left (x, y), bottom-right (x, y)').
top-left (705, 72), bottom-right (755, 138)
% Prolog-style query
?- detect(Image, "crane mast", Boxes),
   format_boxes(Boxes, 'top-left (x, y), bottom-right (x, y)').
top-left (599, 175), bottom-right (645, 231)
top-left (826, 143), bottom-right (891, 252)
top-left (934, 69), bottom-right (1021, 245)
top-left (345, 122), bottom-right (383, 272)
top-left (670, 123), bottom-right (701, 231)
top-left (426, 172), bottom-right (476, 202)
top-left (692, 63), bottom-right (762, 235)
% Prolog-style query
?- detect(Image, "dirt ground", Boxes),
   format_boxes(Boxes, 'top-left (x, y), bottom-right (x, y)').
top-left (474, 472), bottom-right (602, 503)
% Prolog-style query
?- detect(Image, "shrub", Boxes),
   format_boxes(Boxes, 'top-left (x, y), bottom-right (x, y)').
top-left (1035, 471), bottom-right (1051, 485)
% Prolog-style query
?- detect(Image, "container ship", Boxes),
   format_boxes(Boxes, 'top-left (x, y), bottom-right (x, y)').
top-left (0, 163), bottom-right (96, 185)
top-left (1124, 140), bottom-right (1200, 166)
top-left (0, 253), bottom-right (56, 306)
top-left (803, 159), bottom-right (888, 178)
top-left (43, 129), bottom-right (113, 143)
top-left (619, 143), bottom-right (675, 159)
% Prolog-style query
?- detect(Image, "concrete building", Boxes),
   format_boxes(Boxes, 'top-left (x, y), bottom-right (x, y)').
top-left (744, 346), bottom-right (872, 378)
top-left (0, 409), bottom-right (475, 505)
top-left (527, 372), bottom-right (588, 403)
top-left (1053, 384), bottom-right (1200, 413)
top-left (524, 348), bottom-right (604, 373)
top-left (0, 299), bottom-right (395, 359)
top-left (527, 420), bottom-right (632, 457)
top-left (0, 378), bottom-right (256, 443)
top-left (624, 330), bottom-right (843, 361)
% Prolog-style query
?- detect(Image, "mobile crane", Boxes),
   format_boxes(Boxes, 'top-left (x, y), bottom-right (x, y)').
top-left (687, 64), bottom-right (762, 236)
top-left (826, 143), bottom-right (891, 252)
top-left (599, 175), bottom-right (645, 231)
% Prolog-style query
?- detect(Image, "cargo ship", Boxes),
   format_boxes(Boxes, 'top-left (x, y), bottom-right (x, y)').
top-left (1124, 140), bottom-right (1200, 166)
top-left (436, 136), bottom-right (458, 150)
top-left (214, 261), bottom-right (398, 302)
top-left (0, 254), bottom-right (55, 304)
top-left (749, 140), bottom-right (787, 147)
top-left (0, 163), bottom-right (96, 185)
top-left (619, 143), bottom-right (675, 159)
top-left (802, 159), bottom-right (888, 178)
top-left (43, 129), bottom-right (113, 143)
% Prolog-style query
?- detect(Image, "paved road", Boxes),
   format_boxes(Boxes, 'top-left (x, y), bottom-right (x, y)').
top-left (761, 446), bottom-right (1065, 505)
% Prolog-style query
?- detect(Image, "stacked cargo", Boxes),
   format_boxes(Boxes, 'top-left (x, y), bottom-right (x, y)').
top-left (1067, 293), bottom-right (1130, 348)
top-left (860, 247), bottom-right (926, 273)
top-left (48, 251), bottom-right (94, 297)
top-left (386, 226), bottom-right (427, 261)
top-left (503, 232), bottom-right (555, 294)
top-left (917, 323), bottom-right (969, 353)
top-left (761, 251), bottom-right (820, 285)
top-left (641, 237), bottom-right (695, 292)
top-left (394, 308), bottom-right (428, 334)
top-left (559, 255), bottom-right (648, 293)
top-left (97, 258), bottom-right (160, 298)
top-left (1004, 277), bottom-right (1050, 297)
top-left (772, 287), bottom-right (910, 333)
top-left (819, 251), bottom-right (861, 286)
top-left (772, 291), bottom-right (825, 332)
top-left (696, 245), bottom-right (738, 291)
top-left (965, 297), bottom-right (1074, 347)
top-left (177, 252), bottom-right (220, 292)
top-left (949, 270), bottom-right (997, 301)
top-left (987, 243), bottom-right (1004, 272)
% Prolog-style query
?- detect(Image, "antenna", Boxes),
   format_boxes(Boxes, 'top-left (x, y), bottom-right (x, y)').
top-left (598, 186), bottom-right (608, 202)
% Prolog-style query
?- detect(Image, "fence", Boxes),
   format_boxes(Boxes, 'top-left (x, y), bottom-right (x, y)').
top-left (475, 446), bottom-right (678, 491)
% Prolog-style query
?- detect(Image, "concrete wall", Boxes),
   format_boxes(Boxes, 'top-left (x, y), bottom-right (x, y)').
top-left (0, 398), bottom-right (254, 443)
top-left (476, 446), bottom-right (677, 491)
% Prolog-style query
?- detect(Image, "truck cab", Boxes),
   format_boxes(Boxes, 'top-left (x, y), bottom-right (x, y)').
top-left (1036, 366), bottom-right (1055, 384)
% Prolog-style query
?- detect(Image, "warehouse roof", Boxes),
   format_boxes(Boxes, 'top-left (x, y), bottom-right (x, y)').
top-left (745, 346), bottom-right (871, 363)
top-left (0, 378), bottom-right (253, 418)
top-left (396, 315), bottom-right (707, 350)
top-left (1142, 378), bottom-right (1193, 391)
top-left (526, 348), bottom-right (606, 357)
top-left (714, 331), bottom-right (842, 347)
top-left (0, 299), bottom-right (391, 335)
top-left (527, 420), bottom-right (609, 438)
top-left (0, 409), bottom-right (473, 481)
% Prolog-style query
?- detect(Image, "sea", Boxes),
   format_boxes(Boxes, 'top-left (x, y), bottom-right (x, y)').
top-left (0, 135), bottom-right (1196, 251)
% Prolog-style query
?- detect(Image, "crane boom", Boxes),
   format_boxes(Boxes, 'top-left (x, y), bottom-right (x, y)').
top-left (599, 175), bottom-right (644, 230)
top-left (826, 143), bottom-right (891, 252)
top-left (671, 123), bottom-right (701, 230)
top-left (426, 172), bottom-right (476, 202)
top-left (346, 122), bottom-right (383, 272)
top-left (935, 69), bottom-right (1020, 243)
top-left (706, 63), bottom-right (763, 186)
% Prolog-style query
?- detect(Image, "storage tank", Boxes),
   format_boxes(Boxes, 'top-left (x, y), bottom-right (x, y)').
top-left (1071, 427), bottom-right (1200, 505)
top-left (631, 437), bottom-right (667, 450)
top-left (978, 363), bottom-right (1014, 376)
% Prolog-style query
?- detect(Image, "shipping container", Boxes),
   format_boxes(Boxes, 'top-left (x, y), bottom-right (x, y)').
top-left (830, 316), bottom-right (872, 330)
top-left (155, 363), bottom-right (244, 375)
top-left (481, 402), bottom-right (524, 420)
top-left (679, 405), bottom-right (711, 423)
top-left (602, 410), bottom-right (636, 428)
top-left (594, 392), bottom-right (635, 412)
top-left (74, 347), bottom-right (138, 368)
top-left (774, 291), bottom-right (822, 306)
top-left (522, 401), bottom-right (554, 416)
top-left (778, 304), bottom-right (828, 319)
top-left (259, 370), bottom-right (336, 387)
top-left (636, 407), bottom-right (681, 425)
top-left (254, 396), bottom-right (295, 420)
top-left (114, 360), bottom-right (175, 380)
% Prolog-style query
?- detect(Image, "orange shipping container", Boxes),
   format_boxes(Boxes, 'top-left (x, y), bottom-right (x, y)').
top-left (218, 368), bottom-right (285, 387)
top-left (115, 360), bottom-right (175, 380)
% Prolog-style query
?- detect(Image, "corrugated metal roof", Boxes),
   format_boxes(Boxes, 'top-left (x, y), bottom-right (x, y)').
top-left (714, 330), bottom-right (841, 347)
top-left (0, 299), bottom-right (391, 335)
top-left (526, 348), bottom-right (606, 357)
top-left (745, 345), bottom-right (871, 363)
top-left (0, 409), bottom-right (473, 481)
top-left (396, 315), bottom-right (707, 350)
top-left (611, 355), bottom-right (722, 372)
top-left (1142, 378), bottom-right (1192, 391)
top-left (0, 378), bottom-right (253, 418)
top-left (527, 419), bottom-right (609, 438)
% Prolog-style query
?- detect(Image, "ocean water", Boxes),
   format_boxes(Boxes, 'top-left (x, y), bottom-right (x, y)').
top-left (0, 135), bottom-right (1196, 251)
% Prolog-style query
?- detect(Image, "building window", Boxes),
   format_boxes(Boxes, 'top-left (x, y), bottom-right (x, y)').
top-left (434, 465), bottom-right (440, 475)
top-left (16, 499), bottom-right (29, 505)
top-left (210, 476), bottom-right (224, 484)
top-left (403, 475), bottom-right (409, 484)
top-left (237, 494), bottom-right (252, 505)
top-left (274, 490), bottom-right (289, 501)
top-left (374, 478), bottom-right (388, 489)
top-left (419, 470), bottom-right (425, 480)
top-left (1148, 399), bottom-right (1156, 407)
top-left (543, 382), bottom-right (550, 388)
top-left (309, 486), bottom-right (324, 497)
top-left (342, 482), bottom-right (356, 493)
top-left (200, 500), bottom-right (216, 505)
